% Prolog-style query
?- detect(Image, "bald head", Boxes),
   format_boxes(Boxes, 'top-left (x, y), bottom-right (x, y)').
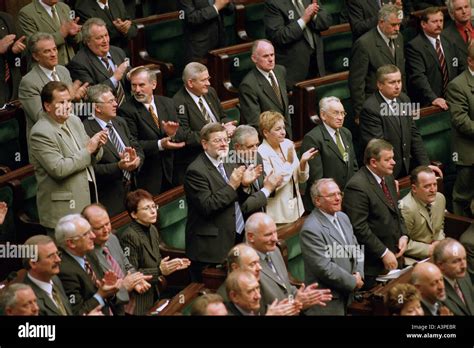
top-left (411, 262), bottom-right (446, 304)
top-left (227, 243), bottom-right (262, 280)
top-left (433, 238), bottom-right (467, 280)
top-left (82, 203), bottom-right (112, 247)
top-left (245, 213), bottom-right (278, 253)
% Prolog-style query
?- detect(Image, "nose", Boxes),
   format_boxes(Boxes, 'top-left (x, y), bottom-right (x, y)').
top-left (256, 263), bottom-right (262, 271)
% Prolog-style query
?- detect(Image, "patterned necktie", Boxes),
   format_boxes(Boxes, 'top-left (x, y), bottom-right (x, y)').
top-left (4, 60), bottom-right (10, 83)
top-left (148, 105), bottom-right (160, 129)
top-left (269, 71), bottom-right (283, 106)
top-left (454, 281), bottom-right (466, 304)
top-left (51, 70), bottom-right (60, 82)
top-left (389, 39), bottom-right (395, 58)
top-left (106, 122), bottom-right (131, 181)
top-left (51, 6), bottom-right (61, 28)
top-left (335, 129), bottom-right (347, 160)
top-left (426, 203), bottom-right (432, 222)
top-left (84, 258), bottom-right (100, 288)
top-left (265, 254), bottom-right (285, 288)
top-left (217, 163), bottom-right (245, 234)
top-left (103, 246), bottom-right (124, 278)
top-left (465, 28), bottom-right (472, 44)
top-left (198, 97), bottom-right (211, 123)
top-left (435, 38), bottom-right (449, 95)
top-left (52, 283), bottom-right (68, 316)
top-left (293, 0), bottom-right (315, 49)
top-left (380, 178), bottom-right (395, 208)
top-left (100, 57), bottom-right (126, 105)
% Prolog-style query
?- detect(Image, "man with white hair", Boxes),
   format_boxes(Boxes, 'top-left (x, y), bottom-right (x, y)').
top-left (443, 0), bottom-right (473, 64)
top-left (0, 283), bottom-right (39, 316)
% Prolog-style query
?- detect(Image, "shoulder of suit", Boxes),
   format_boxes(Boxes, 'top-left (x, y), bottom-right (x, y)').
top-left (110, 45), bottom-right (126, 58)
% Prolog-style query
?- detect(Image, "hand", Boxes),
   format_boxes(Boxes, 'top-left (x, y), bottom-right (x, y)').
top-left (302, 2), bottom-right (319, 23)
top-left (223, 121), bottom-right (237, 138)
top-left (113, 60), bottom-right (129, 81)
top-left (161, 120), bottom-right (180, 137)
top-left (86, 305), bottom-right (104, 316)
top-left (241, 164), bottom-right (263, 187)
top-left (439, 305), bottom-right (454, 316)
top-left (263, 170), bottom-right (283, 192)
top-left (97, 271), bottom-right (120, 298)
top-left (121, 272), bottom-right (150, 292)
top-left (228, 165), bottom-right (245, 190)
top-left (11, 36), bottom-right (26, 54)
top-left (353, 272), bottom-right (364, 290)
top-left (214, 0), bottom-right (231, 11)
top-left (118, 148), bottom-right (141, 171)
top-left (266, 298), bottom-right (302, 316)
top-left (0, 34), bottom-right (15, 54)
top-left (0, 201), bottom-right (7, 225)
top-left (159, 256), bottom-right (191, 276)
top-left (428, 165), bottom-right (443, 178)
top-left (395, 236), bottom-right (408, 258)
top-left (70, 80), bottom-right (89, 101)
top-left (161, 137), bottom-right (186, 150)
top-left (60, 17), bottom-right (82, 38)
top-left (382, 250), bottom-right (398, 270)
top-left (393, 0), bottom-right (403, 7)
top-left (300, 147), bottom-right (318, 170)
top-left (295, 283), bottom-right (332, 309)
top-left (286, 145), bottom-right (294, 164)
top-left (134, 278), bottom-right (152, 294)
top-left (428, 240), bottom-right (440, 256)
top-left (431, 98), bottom-right (449, 110)
top-left (87, 130), bottom-right (108, 154)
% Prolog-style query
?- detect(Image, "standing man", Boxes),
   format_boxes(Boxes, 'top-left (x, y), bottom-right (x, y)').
top-left (343, 139), bottom-right (409, 289)
top-left (446, 41), bottom-right (474, 217)
top-left (443, 0), bottom-right (473, 64)
top-left (29, 81), bottom-right (106, 235)
top-left (121, 66), bottom-right (185, 195)
top-left (238, 39), bottom-right (291, 138)
top-left (264, 0), bottom-right (332, 88)
top-left (300, 179), bottom-right (364, 315)
top-left (83, 84), bottom-right (144, 216)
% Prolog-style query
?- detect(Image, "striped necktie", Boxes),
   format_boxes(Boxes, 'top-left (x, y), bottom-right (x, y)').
top-left (100, 57), bottom-right (126, 105)
top-left (269, 71), bottom-right (283, 106)
top-left (106, 122), bottom-right (131, 181)
top-left (217, 163), bottom-right (245, 234)
top-left (103, 246), bottom-right (124, 278)
top-left (435, 38), bottom-right (449, 95)
top-left (198, 97), bottom-right (211, 123)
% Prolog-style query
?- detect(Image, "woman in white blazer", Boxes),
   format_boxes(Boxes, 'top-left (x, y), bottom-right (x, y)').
top-left (258, 111), bottom-right (317, 224)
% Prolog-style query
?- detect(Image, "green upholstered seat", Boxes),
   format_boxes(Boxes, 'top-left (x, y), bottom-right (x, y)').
top-left (224, 104), bottom-right (241, 124)
top-left (244, 2), bottom-right (265, 40)
top-left (323, 30), bottom-right (352, 74)
top-left (286, 232), bottom-right (304, 282)
top-left (320, 0), bottom-right (347, 24)
top-left (158, 196), bottom-right (187, 251)
top-left (228, 50), bottom-right (254, 92)
top-left (224, 11), bottom-right (238, 46)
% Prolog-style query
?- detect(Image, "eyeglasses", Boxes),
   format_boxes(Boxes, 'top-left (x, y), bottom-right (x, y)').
top-left (98, 98), bottom-right (117, 105)
top-left (327, 111), bottom-right (347, 117)
top-left (209, 137), bottom-right (231, 145)
top-left (137, 204), bottom-right (158, 212)
top-left (319, 192), bottom-right (344, 199)
top-left (68, 229), bottom-right (94, 241)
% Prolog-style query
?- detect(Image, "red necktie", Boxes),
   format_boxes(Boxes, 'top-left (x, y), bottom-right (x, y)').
top-left (4, 60), bottom-right (10, 83)
top-left (454, 281), bottom-right (466, 304)
top-left (380, 178), bottom-right (395, 208)
top-left (84, 258), bottom-right (100, 288)
top-left (435, 38), bottom-right (449, 95)
top-left (103, 246), bottom-right (124, 278)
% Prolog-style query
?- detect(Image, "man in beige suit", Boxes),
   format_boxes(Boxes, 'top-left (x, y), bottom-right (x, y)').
top-left (29, 81), bottom-right (107, 235)
top-left (400, 166), bottom-right (446, 264)
top-left (18, 0), bottom-right (82, 66)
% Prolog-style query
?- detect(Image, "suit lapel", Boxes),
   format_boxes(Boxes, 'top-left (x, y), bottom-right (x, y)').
top-left (445, 280), bottom-right (469, 314)
top-left (363, 167), bottom-right (396, 211)
top-left (92, 119), bottom-right (121, 159)
top-left (34, 0), bottom-right (58, 32)
top-left (420, 35), bottom-right (442, 72)
top-left (375, 31), bottom-right (395, 63)
top-left (320, 124), bottom-right (346, 163)
top-left (26, 278), bottom-right (62, 315)
top-left (137, 99), bottom-right (162, 136)
top-left (131, 222), bottom-right (159, 263)
top-left (255, 69), bottom-right (282, 109)
top-left (204, 93), bottom-right (220, 122)
top-left (315, 209), bottom-right (346, 245)
top-left (87, 47), bottom-right (112, 80)
top-left (260, 253), bottom-right (287, 290)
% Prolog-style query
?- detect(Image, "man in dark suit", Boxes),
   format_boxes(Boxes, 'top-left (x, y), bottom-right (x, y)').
top-left (184, 123), bottom-right (268, 281)
top-left (173, 62), bottom-right (235, 185)
top-left (434, 238), bottom-right (474, 315)
top-left (178, 0), bottom-right (234, 63)
top-left (0, 11), bottom-right (25, 105)
top-left (349, 3), bottom-right (406, 118)
top-left (238, 39), bottom-right (291, 138)
top-left (359, 64), bottom-right (441, 179)
top-left (225, 269), bottom-right (263, 316)
top-left (343, 139), bottom-right (409, 289)
top-left (264, 0), bottom-right (332, 88)
top-left (67, 17), bottom-right (130, 105)
top-left (55, 214), bottom-right (121, 315)
top-left (444, 0), bottom-right (474, 65)
top-left (23, 235), bottom-right (73, 316)
top-left (75, 0), bottom-right (137, 53)
top-left (406, 7), bottom-right (465, 109)
top-left (301, 96), bottom-right (358, 211)
top-left (83, 84), bottom-right (144, 216)
top-left (120, 66), bottom-right (185, 195)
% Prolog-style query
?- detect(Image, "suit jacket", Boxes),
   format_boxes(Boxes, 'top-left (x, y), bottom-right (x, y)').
top-left (301, 123), bottom-right (358, 211)
top-left (19, 64), bottom-right (72, 134)
top-left (300, 208), bottom-right (364, 315)
top-left (442, 276), bottom-right (474, 316)
top-left (173, 86), bottom-right (227, 167)
top-left (446, 69), bottom-right (474, 166)
top-left (67, 45), bottom-right (129, 99)
top-left (443, 21), bottom-right (473, 65)
top-left (24, 274), bottom-right (73, 316)
top-left (83, 116), bottom-right (144, 216)
top-left (359, 91), bottom-right (430, 178)
top-left (75, 0), bottom-right (138, 51)
top-left (118, 221), bottom-right (162, 315)
top-left (18, 0), bottom-right (81, 66)
top-left (264, 0), bottom-right (332, 87)
top-left (460, 224), bottom-right (474, 284)
top-left (349, 27), bottom-right (406, 116)
top-left (400, 192), bottom-right (446, 262)
top-left (184, 152), bottom-right (267, 264)
top-left (120, 95), bottom-right (181, 195)
top-left (258, 138), bottom-right (308, 223)
top-left (0, 12), bottom-right (21, 104)
top-left (29, 113), bottom-right (103, 229)
top-left (179, 0), bottom-right (235, 63)
top-left (406, 33), bottom-right (465, 106)
top-left (346, 0), bottom-right (379, 42)
top-left (343, 166), bottom-right (408, 277)
top-left (238, 65), bottom-right (292, 138)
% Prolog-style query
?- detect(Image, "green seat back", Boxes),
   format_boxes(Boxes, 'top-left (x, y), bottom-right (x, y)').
top-left (181, 297), bottom-right (200, 316)
top-left (0, 118), bottom-right (23, 169)
top-left (158, 196), bottom-right (187, 250)
top-left (320, 0), bottom-right (346, 24)
top-left (323, 31), bottom-right (352, 74)
top-left (224, 105), bottom-right (240, 124)
top-left (20, 175), bottom-right (39, 222)
top-left (399, 186), bottom-right (411, 199)
top-left (286, 232), bottom-right (304, 282)
top-left (224, 12), bottom-right (238, 46)
top-left (229, 51), bottom-right (253, 90)
top-left (244, 3), bottom-right (265, 40)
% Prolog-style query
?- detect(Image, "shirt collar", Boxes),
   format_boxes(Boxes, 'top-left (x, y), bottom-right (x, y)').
top-left (185, 87), bottom-right (205, 105)
top-left (455, 20), bottom-right (473, 31)
top-left (320, 209), bottom-right (337, 221)
top-left (469, 67), bottom-right (474, 76)
top-left (421, 298), bottom-right (439, 315)
top-left (96, 0), bottom-right (109, 9)
top-left (233, 303), bottom-right (255, 316)
top-left (424, 33), bottom-right (440, 47)
top-left (379, 90), bottom-right (396, 105)
top-left (93, 115), bottom-right (110, 129)
top-left (376, 25), bottom-right (391, 45)
top-left (144, 96), bottom-right (155, 110)
top-left (256, 66), bottom-right (271, 79)
top-left (39, 0), bottom-right (54, 15)
top-left (65, 250), bottom-right (86, 269)
top-left (27, 273), bottom-right (53, 295)
top-left (366, 166), bottom-right (383, 185)
top-left (322, 121), bottom-right (337, 139)
top-left (204, 151), bottom-right (222, 168)
top-left (39, 65), bottom-right (57, 80)
top-left (444, 276), bottom-right (457, 289)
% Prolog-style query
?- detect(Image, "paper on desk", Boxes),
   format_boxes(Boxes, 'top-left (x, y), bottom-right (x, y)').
top-left (154, 299), bottom-right (170, 313)
top-left (376, 265), bottom-right (413, 282)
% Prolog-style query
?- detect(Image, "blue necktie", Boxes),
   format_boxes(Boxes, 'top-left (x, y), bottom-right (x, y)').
top-left (217, 163), bottom-right (245, 234)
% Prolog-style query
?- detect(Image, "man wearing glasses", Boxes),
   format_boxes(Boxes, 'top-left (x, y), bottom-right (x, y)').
top-left (301, 96), bottom-right (359, 211)
top-left (300, 178), bottom-right (364, 315)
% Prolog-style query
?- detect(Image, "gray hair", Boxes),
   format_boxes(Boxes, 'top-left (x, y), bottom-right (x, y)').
top-left (245, 212), bottom-right (274, 240)
top-left (319, 96), bottom-right (342, 113)
top-left (233, 125), bottom-right (258, 145)
top-left (378, 3), bottom-right (403, 21)
top-left (28, 32), bottom-right (55, 55)
top-left (87, 84), bottom-right (113, 103)
top-left (55, 214), bottom-right (90, 249)
top-left (82, 17), bottom-right (107, 45)
top-left (432, 238), bottom-right (463, 264)
top-left (445, 0), bottom-right (455, 19)
top-left (227, 243), bottom-right (255, 271)
top-left (22, 235), bottom-right (55, 270)
top-left (182, 62), bottom-right (208, 83)
top-left (0, 283), bottom-right (33, 312)
top-left (126, 65), bottom-right (157, 83)
top-left (310, 178), bottom-right (338, 200)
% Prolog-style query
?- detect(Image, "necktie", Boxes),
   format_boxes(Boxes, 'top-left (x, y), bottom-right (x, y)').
top-left (380, 178), bottom-right (395, 208)
top-left (103, 246), bottom-right (124, 278)
top-left (333, 217), bottom-right (347, 244)
top-left (61, 125), bottom-right (93, 182)
top-left (51, 70), bottom-right (60, 82)
top-left (51, 6), bottom-right (61, 28)
top-left (148, 105), bottom-right (160, 129)
top-left (106, 122), bottom-right (131, 181)
top-left (293, 0), bottom-right (315, 49)
top-left (103, 4), bottom-right (114, 22)
top-left (4, 60), bottom-right (10, 83)
top-left (198, 97), bottom-right (211, 123)
top-left (426, 203), bottom-right (432, 222)
top-left (465, 28), bottom-right (471, 44)
top-left (335, 129), bottom-right (347, 160)
top-left (269, 71), bottom-right (283, 106)
top-left (265, 254), bottom-right (285, 287)
top-left (84, 258), bottom-right (100, 288)
top-left (217, 163), bottom-right (245, 234)
top-left (435, 38), bottom-right (449, 95)
top-left (454, 281), bottom-right (466, 304)
top-left (100, 57), bottom-right (126, 105)
top-left (389, 39), bottom-right (395, 58)
top-left (51, 284), bottom-right (68, 316)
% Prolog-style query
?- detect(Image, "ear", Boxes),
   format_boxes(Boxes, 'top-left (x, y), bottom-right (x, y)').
top-left (131, 211), bottom-right (138, 220)
top-left (228, 290), bottom-right (237, 302)
top-left (230, 263), bottom-right (239, 272)
top-left (262, 129), bottom-right (269, 139)
top-left (251, 53), bottom-right (257, 64)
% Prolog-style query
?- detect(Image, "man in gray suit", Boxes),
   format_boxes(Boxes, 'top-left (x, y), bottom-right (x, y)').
top-left (300, 179), bottom-right (364, 315)
top-left (245, 212), bottom-right (332, 313)
top-left (446, 41), bottom-right (474, 217)
top-left (19, 33), bottom-right (88, 135)
top-left (29, 81), bottom-right (107, 234)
